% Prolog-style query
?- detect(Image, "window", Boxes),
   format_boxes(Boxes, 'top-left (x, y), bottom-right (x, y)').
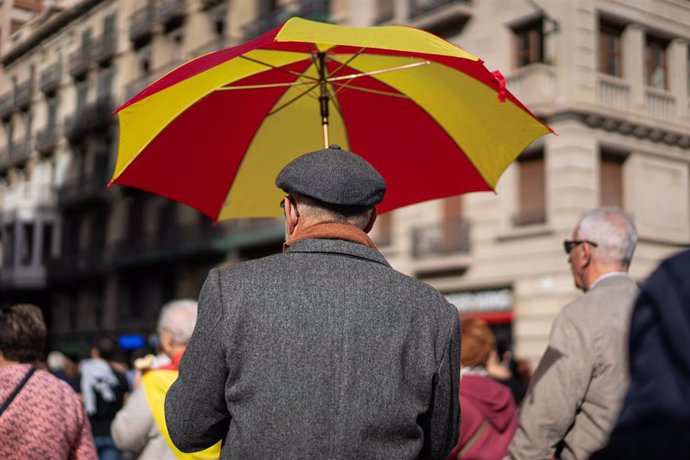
top-left (514, 151), bottom-right (546, 226)
top-left (76, 80), bottom-right (89, 110)
top-left (97, 66), bottom-right (114, 99)
top-left (21, 223), bottom-right (34, 265)
top-left (645, 36), bottom-right (668, 90)
top-left (599, 21), bottom-right (623, 77)
top-left (47, 95), bottom-right (58, 130)
top-left (104, 13), bottom-right (117, 38)
top-left (600, 153), bottom-right (624, 208)
top-left (4, 224), bottom-right (14, 266)
top-left (513, 19), bottom-right (544, 68)
top-left (41, 222), bottom-right (53, 264)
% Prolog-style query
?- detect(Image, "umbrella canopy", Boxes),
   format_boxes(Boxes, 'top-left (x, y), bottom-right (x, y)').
top-left (112, 17), bottom-right (553, 222)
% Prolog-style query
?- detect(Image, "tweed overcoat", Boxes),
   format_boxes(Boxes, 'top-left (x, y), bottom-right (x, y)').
top-left (165, 238), bottom-right (460, 459)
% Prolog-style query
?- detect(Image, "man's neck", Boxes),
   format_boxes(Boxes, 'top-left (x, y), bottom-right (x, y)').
top-left (586, 268), bottom-right (628, 290)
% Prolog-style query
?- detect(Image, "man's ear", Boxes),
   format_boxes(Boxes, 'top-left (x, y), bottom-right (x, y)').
top-left (580, 241), bottom-right (593, 268)
top-left (286, 198), bottom-right (300, 233)
top-left (363, 208), bottom-right (378, 233)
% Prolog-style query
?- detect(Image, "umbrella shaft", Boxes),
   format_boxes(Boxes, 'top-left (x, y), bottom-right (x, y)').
top-left (318, 52), bottom-right (329, 147)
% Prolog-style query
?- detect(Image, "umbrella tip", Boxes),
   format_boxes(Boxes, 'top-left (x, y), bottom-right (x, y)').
top-left (107, 180), bottom-right (114, 188)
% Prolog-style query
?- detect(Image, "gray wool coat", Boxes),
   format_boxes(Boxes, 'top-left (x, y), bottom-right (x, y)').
top-left (165, 238), bottom-right (461, 459)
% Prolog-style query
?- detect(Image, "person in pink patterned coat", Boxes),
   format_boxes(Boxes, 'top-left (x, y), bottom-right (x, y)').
top-left (0, 304), bottom-right (96, 460)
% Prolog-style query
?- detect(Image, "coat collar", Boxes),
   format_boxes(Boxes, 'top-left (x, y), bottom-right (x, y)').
top-left (588, 272), bottom-right (636, 292)
top-left (285, 238), bottom-right (391, 268)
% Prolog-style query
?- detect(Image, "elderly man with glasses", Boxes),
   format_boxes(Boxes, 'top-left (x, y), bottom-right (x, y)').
top-left (509, 207), bottom-right (639, 460)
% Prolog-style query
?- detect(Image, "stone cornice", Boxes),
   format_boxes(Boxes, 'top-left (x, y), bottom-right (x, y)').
top-left (542, 109), bottom-right (690, 150)
top-left (1, 0), bottom-right (107, 67)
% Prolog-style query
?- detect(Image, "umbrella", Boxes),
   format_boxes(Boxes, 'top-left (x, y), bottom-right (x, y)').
top-left (111, 17), bottom-right (553, 222)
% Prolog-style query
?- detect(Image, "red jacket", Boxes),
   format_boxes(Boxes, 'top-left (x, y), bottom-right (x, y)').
top-left (447, 374), bottom-right (518, 460)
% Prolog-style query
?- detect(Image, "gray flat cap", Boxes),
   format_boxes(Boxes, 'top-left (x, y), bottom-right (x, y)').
top-left (275, 145), bottom-right (386, 208)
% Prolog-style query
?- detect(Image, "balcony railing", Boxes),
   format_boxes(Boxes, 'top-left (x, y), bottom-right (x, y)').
top-left (10, 139), bottom-right (32, 164)
top-left (92, 33), bottom-right (117, 63)
top-left (36, 125), bottom-right (60, 154)
top-left (110, 218), bottom-right (283, 265)
top-left (244, 7), bottom-right (292, 40)
top-left (409, 0), bottom-right (469, 18)
top-left (57, 172), bottom-right (111, 208)
top-left (412, 217), bottom-right (470, 258)
top-left (645, 87), bottom-right (676, 121)
top-left (123, 60), bottom-right (182, 100)
top-left (158, 0), bottom-right (186, 26)
top-left (0, 92), bottom-right (13, 119)
top-left (2, 183), bottom-right (56, 212)
top-left (596, 74), bottom-right (631, 113)
top-left (505, 63), bottom-right (556, 107)
top-left (69, 46), bottom-right (92, 78)
top-left (14, 78), bottom-right (34, 109)
top-left (47, 247), bottom-right (106, 278)
top-left (40, 62), bottom-right (62, 94)
top-left (130, 3), bottom-right (156, 41)
top-left (512, 209), bottom-right (546, 227)
top-left (64, 96), bottom-right (114, 142)
top-left (189, 36), bottom-right (229, 59)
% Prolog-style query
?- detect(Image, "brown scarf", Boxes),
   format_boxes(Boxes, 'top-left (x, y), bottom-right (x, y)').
top-left (283, 221), bottom-right (378, 251)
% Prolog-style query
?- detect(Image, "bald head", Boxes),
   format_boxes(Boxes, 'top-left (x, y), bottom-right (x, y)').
top-left (575, 207), bottom-right (637, 269)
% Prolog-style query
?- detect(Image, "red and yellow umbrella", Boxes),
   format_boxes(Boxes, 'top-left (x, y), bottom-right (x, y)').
top-left (112, 17), bottom-right (552, 221)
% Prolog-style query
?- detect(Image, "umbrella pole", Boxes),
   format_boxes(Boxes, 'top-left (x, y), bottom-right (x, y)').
top-left (318, 52), bottom-right (329, 148)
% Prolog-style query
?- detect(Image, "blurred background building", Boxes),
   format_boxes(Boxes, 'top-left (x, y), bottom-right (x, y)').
top-left (0, 0), bottom-right (688, 365)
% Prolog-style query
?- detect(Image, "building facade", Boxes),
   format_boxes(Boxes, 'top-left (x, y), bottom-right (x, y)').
top-left (1, 0), bottom-right (688, 363)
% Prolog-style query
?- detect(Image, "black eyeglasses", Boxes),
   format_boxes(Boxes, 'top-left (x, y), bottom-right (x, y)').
top-left (563, 239), bottom-right (598, 254)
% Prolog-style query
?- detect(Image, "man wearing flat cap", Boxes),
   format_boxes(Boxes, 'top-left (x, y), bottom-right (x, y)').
top-left (165, 145), bottom-right (460, 459)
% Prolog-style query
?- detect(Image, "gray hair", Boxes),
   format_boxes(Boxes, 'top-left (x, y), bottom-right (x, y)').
top-left (47, 351), bottom-right (66, 371)
top-left (294, 194), bottom-right (373, 229)
top-left (575, 207), bottom-right (637, 268)
top-left (157, 299), bottom-right (198, 346)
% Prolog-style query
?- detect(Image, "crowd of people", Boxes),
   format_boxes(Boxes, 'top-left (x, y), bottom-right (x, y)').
top-left (1, 147), bottom-right (689, 460)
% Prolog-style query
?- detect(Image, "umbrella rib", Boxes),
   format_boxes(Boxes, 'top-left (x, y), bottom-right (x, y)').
top-left (266, 81), bottom-right (321, 116)
top-left (329, 47), bottom-right (367, 77)
top-left (238, 55), bottom-right (318, 82)
top-left (326, 60), bottom-right (431, 83)
top-left (330, 82), bottom-right (409, 99)
top-left (216, 80), bottom-right (318, 91)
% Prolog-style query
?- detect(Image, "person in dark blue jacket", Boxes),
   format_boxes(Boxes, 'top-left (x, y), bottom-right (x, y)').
top-left (592, 249), bottom-right (690, 460)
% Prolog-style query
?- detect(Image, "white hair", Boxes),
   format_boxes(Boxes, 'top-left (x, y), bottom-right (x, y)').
top-left (157, 299), bottom-right (198, 346)
top-left (576, 207), bottom-right (637, 268)
top-left (47, 351), bottom-right (66, 371)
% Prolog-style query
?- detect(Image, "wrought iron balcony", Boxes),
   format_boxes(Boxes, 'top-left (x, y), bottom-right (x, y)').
top-left (512, 210), bottom-right (546, 227)
top-left (10, 139), bottom-right (32, 164)
top-left (130, 3), bottom-right (156, 42)
top-left (40, 62), bottom-right (62, 94)
top-left (0, 92), bottom-right (13, 119)
top-left (412, 217), bottom-right (470, 258)
top-left (64, 96), bottom-right (114, 142)
top-left (57, 171), bottom-right (111, 208)
top-left (92, 32), bottom-right (117, 64)
top-left (408, 0), bottom-right (473, 34)
top-left (14, 78), bottom-right (34, 110)
top-left (110, 218), bottom-right (283, 267)
top-left (47, 247), bottom-right (107, 280)
top-left (189, 36), bottom-right (229, 59)
top-left (244, 6), bottom-right (292, 40)
top-left (69, 46), bottom-right (92, 78)
top-left (36, 125), bottom-right (60, 154)
top-left (409, 0), bottom-right (468, 17)
top-left (158, 0), bottom-right (186, 26)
